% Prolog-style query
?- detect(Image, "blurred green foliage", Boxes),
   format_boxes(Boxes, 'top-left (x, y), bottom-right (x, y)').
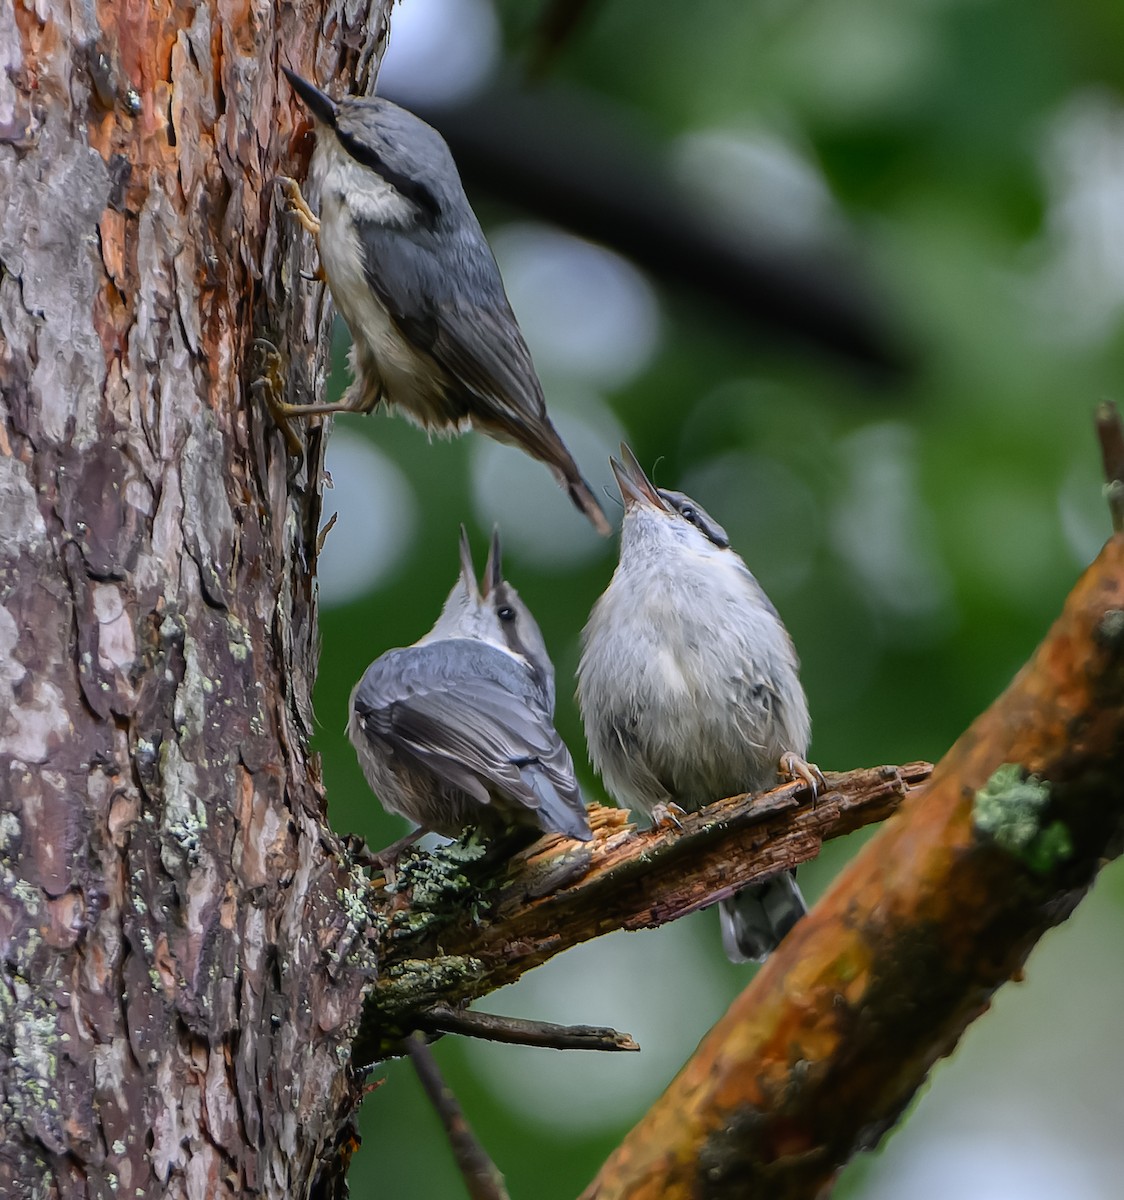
top-left (313, 0), bottom-right (1124, 1195)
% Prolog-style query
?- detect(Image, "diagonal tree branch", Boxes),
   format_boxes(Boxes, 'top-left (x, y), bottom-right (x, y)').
top-left (358, 761), bottom-right (931, 1057)
top-left (578, 525), bottom-right (1124, 1193)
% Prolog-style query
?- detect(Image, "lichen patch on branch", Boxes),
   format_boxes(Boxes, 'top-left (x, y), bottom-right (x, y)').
top-left (355, 764), bottom-right (929, 1060)
top-left (973, 763), bottom-right (1072, 874)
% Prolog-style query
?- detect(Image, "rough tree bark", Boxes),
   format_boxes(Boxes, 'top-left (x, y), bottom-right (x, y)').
top-left (0, 5), bottom-right (389, 1196)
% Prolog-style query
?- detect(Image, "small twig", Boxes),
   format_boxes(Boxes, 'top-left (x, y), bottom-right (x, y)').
top-left (406, 1033), bottom-right (510, 1200)
top-left (417, 1005), bottom-right (640, 1052)
top-left (315, 510), bottom-right (338, 556)
top-left (1096, 400), bottom-right (1124, 532)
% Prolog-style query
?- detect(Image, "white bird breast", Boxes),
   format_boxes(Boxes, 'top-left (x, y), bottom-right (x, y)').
top-left (587, 527), bottom-right (805, 730)
top-left (310, 136), bottom-right (459, 426)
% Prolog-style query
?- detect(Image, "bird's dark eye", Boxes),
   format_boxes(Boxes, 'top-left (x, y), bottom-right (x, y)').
top-left (497, 605), bottom-right (516, 622)
top-left (679, 505), bottom-right (695, 522)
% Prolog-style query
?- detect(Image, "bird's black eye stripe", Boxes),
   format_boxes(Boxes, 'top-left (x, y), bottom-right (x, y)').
top-left (497, 605), bottom-right (516, 623)
top-left (668, 495), bottom-right (730, 549)
top-left (335, 128), bottom-right (441, 220)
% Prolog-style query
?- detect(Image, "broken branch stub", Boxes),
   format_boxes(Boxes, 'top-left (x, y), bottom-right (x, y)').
top-left (356, 761), bottom-right (930, 1060)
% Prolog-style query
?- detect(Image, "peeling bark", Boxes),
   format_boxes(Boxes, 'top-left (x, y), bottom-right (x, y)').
top-left (359, 762), bottom-right (930, 1057)
top-left (0, 4), bottom-right (388, 1196)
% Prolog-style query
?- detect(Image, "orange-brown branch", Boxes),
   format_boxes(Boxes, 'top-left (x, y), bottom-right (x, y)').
top-left (581, 533), bottom-right (1124, 1200)
top-left (361, 762), bottom-right (931, 1053)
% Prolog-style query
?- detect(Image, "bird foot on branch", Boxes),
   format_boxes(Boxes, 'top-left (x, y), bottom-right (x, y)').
top-left (780, 751), bottom-right (826, 797)
top-left (650, 801), bottom-right (688, 830)
top-left (366, 829), bottom-right (430, 888)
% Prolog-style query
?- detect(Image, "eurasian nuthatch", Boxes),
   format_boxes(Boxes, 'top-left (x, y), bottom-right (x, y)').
top-left (577, 445), bottom-right (822, 959)
top-left (350, 528), bottom-right (592, 842)
top-left (276, 69), bottom-right (610, 536)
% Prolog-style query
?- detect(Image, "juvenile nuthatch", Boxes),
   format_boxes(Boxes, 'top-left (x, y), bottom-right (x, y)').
top-left (349, 528), bottom-right (592, 842)
top-left (275, 68), bottom-right (610, 537)
top-left (576, 445), bottom-right (823, 960)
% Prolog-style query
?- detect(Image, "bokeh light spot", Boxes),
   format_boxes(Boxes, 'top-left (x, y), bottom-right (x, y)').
top-left (317, 430), bottom-right (419, 607)
top-left (464, 920), bottom-right (728, 1134)
top-left (679, 451), bottom-right (822, 596)
top-left (829, 422), bottom-right (954, 636)
top-left (490, 223), bottom-right (662, 391)
top-left (673, 126), bottom-right (842, 247)
top-left (377, 0), bottom-right (499, 108)
top-left (1031, 90), bottom-right (1124, 344)
top-left (470, 396), bottom-right (625, 569)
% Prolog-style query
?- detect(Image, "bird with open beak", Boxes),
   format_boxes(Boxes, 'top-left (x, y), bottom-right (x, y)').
top-left (349, 528), bottom-right (591, 842)
top-left (577, 444), bottom-right (823, 960)
top-left (271, 67), bottom-right (610, 536)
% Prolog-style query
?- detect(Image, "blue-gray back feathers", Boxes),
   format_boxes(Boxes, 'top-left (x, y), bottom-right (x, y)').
top-left (352, 640), bottom-right (590, 841)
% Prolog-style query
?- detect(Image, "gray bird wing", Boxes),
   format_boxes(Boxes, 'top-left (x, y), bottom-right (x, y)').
top-left (356, 225), bottom-right (558, 438)
top-left (352, 641), bottom-right (590, 840)
top-left (356, 221), bottom-right (612, 534)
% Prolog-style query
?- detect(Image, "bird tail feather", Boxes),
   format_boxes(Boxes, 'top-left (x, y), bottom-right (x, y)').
top-left (565, 472), bottom-right (611, 536)
top-left (719, 870), bottom-right (806, 962)
top-left (501, 415), bottom-right (611, 536)
top-left (523, 768), bottom-right (592, 842)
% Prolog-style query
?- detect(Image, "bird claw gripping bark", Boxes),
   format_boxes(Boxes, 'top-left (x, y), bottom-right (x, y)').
top-left (252, 335), bottom-right (370, 435)
top-left (276, 176), bottom-right (326, 283)
top-left (367, 829), bottom-right (428, 888)
top-left (276, 174), bottom-right (321, 238)
top-left (250, 338), bottom-right (303, 456)
top-left (780, 752), bottom-right (826, 798)
top-left (650, 801), bottom-right (688, 830)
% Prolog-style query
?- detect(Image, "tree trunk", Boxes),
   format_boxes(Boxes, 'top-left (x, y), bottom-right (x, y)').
top-left (0, 5), bottom-right (387, 1195)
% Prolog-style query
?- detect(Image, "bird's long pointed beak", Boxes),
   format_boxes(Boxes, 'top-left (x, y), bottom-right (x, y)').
top-left (282, 68), bottom-right (339, 128)
top-left (482, 528), bottom-right (503, 598)
top-left (611, 443), bottom-right (670, 512)
top-left (457, 526), bottom-right (481, 604)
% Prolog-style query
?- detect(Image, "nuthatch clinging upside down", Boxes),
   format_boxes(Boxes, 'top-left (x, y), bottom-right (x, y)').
top-left (276, 68), bottom-right (610, 536)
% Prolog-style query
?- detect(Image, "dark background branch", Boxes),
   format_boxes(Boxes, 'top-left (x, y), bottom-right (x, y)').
top-left (402, 85), bottom-right (913, 381)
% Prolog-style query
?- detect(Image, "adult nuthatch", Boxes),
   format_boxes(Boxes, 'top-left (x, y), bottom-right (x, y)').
top-left (576, 445), bottom-right (823, 960)
top-left (349, 528), bottom-right (592, 842)
top-left (275, 68), bottom-right (610, 537)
